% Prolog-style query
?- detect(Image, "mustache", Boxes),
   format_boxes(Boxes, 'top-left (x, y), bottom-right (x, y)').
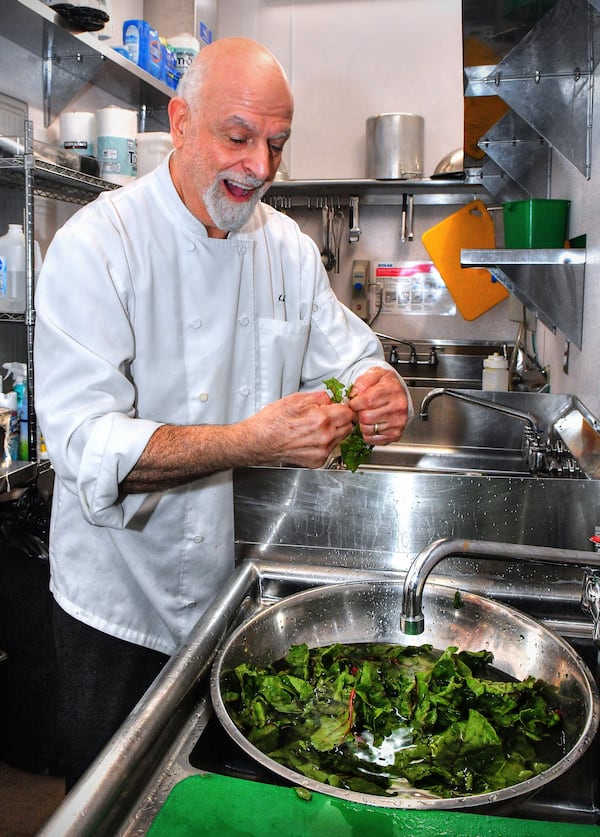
top-left (218, 171), bottom-right (265, 189)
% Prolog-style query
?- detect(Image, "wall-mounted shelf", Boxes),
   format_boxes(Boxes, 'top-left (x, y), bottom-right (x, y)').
top-left (463, 0), bottom-right (599, 199)
top-left (0, 152), bottom-right (119, 204)
top-left (266, 177), bottom-right (489, 208)
top-left (0, 0), bottom-right (172, 130)
top-left (461, 248), bottom-right (586, 348)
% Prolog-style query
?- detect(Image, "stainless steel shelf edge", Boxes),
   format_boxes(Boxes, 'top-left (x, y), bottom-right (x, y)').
top-left (462, 248), bottom-right (586, 266)
top-left (461, 248), bottom-right (586, 348)
top-left (266, 177), bottom-right (490, 207)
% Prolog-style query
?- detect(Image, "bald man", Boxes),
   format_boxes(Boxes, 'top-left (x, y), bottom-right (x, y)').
top-left (34, 38), bottom-right (411, 788)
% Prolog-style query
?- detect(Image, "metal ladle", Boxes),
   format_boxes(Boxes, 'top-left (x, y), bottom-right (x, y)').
top-left (320, 202), bottom-right (336, 271)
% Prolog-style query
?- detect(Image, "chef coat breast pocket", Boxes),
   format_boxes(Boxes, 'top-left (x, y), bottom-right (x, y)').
top-left (257, 318), bottom-right (310, 403)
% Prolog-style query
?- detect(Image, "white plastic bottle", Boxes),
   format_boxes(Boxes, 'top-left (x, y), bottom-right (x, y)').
top-left (482, 353), bottom-right (509, 391)
top-left (0, 224), bottom-right (26, 313)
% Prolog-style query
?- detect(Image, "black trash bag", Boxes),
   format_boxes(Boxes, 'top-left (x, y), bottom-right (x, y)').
top-left (0, 483), bottom-right (50, 561)
top-left (0, 484), bottom-right (62, 775)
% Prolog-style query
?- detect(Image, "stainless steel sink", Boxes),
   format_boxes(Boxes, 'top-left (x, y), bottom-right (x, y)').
top-left (364, 442), bottom-right (530, 476)
top-left (359, 388), bottom-right (598, 479)
top-left (37, 465), bottom-right (600, 835)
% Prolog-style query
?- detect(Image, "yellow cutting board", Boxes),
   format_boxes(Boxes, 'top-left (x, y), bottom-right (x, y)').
top-left (422, 200), bottom-right (507, 320)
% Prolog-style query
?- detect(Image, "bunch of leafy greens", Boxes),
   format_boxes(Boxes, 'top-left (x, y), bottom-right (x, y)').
top-left (323, 377), bottom-right (373, 472)
top-left (222, 642), bottom-right (564, 798)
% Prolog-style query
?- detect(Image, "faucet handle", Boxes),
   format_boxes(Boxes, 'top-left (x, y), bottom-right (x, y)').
top-left (581, 570), bottom-right (600, 647)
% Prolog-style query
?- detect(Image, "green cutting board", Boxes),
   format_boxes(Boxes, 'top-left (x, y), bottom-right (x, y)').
top-left (147, 773), bottom-right (600, 836)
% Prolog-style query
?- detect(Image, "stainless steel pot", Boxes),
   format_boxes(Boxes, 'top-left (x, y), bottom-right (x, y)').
top-left (366, 113), bottom-right (424, 179)
top-left (210, 580), bottom-right (599, 811)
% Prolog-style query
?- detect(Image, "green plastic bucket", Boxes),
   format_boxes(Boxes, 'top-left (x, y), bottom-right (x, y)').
top-left (503, 199), bottom-right (570, 248)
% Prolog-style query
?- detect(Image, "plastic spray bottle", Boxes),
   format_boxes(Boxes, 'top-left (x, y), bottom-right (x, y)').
top-left (3, 362), bottom-right (28, 460)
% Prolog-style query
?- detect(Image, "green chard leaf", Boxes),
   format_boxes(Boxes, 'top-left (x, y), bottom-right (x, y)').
top-left (226, 642), bottom-right (565, 799)
top-left (323, 377), bottom-right (373, 472)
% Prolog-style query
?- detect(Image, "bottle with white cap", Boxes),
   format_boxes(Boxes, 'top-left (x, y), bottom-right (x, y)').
top-left (482, 352), bottom-right (509, 391)
top-left (0, 224), bottom-right (25, 313)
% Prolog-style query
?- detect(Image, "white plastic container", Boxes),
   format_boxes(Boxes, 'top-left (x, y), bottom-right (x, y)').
top-left (0, 224), bottom-right (25, 313)
top-left (167, 33), bottom-right (200, 77)
top-left (60, 111), bottom-right (96, 157)
top-left (95, 106), bottom-right (138, 184)
top-left (482, 353), bottom-right (509, 391)
top-left (136, 132), bottom-right (173, 177)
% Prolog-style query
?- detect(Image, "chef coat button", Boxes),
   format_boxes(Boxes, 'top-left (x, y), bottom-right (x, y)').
top-left (239, 315), bottom-right (249, 326)
top-left (185, 240), bottom-right (195, 252)
top-left (194, 535), bottom-right (204, 543)
top-left (239, 386), bottom-right (251, 397)
top-left (198, 392), bottom-right (209, 402)
top-left (191, 318), bottom-right (203, 329)
top-left (312, 303), bottom-right (318, 312)
top-left (238, 244), bottom-right (248, 255)
top-left (185, 600), bottom-right (197, 608)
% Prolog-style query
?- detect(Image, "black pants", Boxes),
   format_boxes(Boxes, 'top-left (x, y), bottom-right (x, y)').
top-left (52, 599), bottom-right (169, 791)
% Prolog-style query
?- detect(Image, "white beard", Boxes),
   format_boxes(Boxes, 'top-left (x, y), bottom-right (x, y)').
top-left (203, 172), bottom-right (269, 231)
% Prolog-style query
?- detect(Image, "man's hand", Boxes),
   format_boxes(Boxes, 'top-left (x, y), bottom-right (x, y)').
top-left (122, 390), bottom-right (355, 494)
top-left (244, 390), bottom-right (355, 468)
top-left (347, 367), bottom-right (411, 445)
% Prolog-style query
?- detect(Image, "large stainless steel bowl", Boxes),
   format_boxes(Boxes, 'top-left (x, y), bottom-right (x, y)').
top-left (210, 580), bottom-right (600, 811)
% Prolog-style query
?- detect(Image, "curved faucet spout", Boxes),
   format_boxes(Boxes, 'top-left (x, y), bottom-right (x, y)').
top-left (419, 388), bottom-right (540, 434)
top-left (374, 331), bottom-right (418, 365)
top-left (400, 537), bottom-right (600, 638)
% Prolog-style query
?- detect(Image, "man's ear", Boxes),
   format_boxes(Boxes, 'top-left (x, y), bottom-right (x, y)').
top-left (167, 97), bottom-right (188, 148)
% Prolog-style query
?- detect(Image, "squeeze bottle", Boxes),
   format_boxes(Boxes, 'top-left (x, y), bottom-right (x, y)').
top-left (482, 353), bottom-right (509, 392)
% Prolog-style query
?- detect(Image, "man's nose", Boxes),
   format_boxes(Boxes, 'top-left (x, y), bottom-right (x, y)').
top-left (244, 141), bottom-right (273, 181)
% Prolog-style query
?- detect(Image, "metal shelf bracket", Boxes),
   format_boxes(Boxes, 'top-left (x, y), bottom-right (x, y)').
top-left (461, 248), bottom-right (586, 348)
top-left (481, 0), bottom-right (598, 180)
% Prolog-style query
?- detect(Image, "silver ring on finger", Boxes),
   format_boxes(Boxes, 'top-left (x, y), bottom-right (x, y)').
top-left (374, 423), bottom-right (380, 436)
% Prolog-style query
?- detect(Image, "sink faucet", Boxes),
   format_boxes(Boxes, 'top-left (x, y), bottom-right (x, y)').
top-left (400, 537), bottom-right (600, 646)
top-left (375, 332), bottom-right (418, 365)
top-left (419, 388), bottom-right (540, 434)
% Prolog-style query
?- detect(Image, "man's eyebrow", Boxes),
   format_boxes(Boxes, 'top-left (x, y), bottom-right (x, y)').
top-left (225, 114), bottom-right (291, 140)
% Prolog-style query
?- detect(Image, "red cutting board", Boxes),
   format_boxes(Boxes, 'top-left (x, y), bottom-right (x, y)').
top-left (422, 200), bottom-right (507, 320)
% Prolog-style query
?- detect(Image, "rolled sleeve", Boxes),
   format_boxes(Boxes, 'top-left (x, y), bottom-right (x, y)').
top-left (77, 414), bottom-right (162, 527)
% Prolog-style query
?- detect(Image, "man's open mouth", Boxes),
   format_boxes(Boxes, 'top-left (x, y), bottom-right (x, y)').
top-left (224, 179), bottom-right (261, 199)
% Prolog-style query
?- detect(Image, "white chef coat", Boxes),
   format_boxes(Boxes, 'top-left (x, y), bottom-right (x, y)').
top-left (34, 156), bottom-right (405, 655)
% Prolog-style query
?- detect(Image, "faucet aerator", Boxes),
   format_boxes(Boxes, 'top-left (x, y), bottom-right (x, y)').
top-left (400, 614), bottom-right (425, 635)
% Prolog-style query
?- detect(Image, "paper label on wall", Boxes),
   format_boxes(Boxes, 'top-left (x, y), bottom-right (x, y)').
top-left (373, 261), bottom-right (456, 316)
